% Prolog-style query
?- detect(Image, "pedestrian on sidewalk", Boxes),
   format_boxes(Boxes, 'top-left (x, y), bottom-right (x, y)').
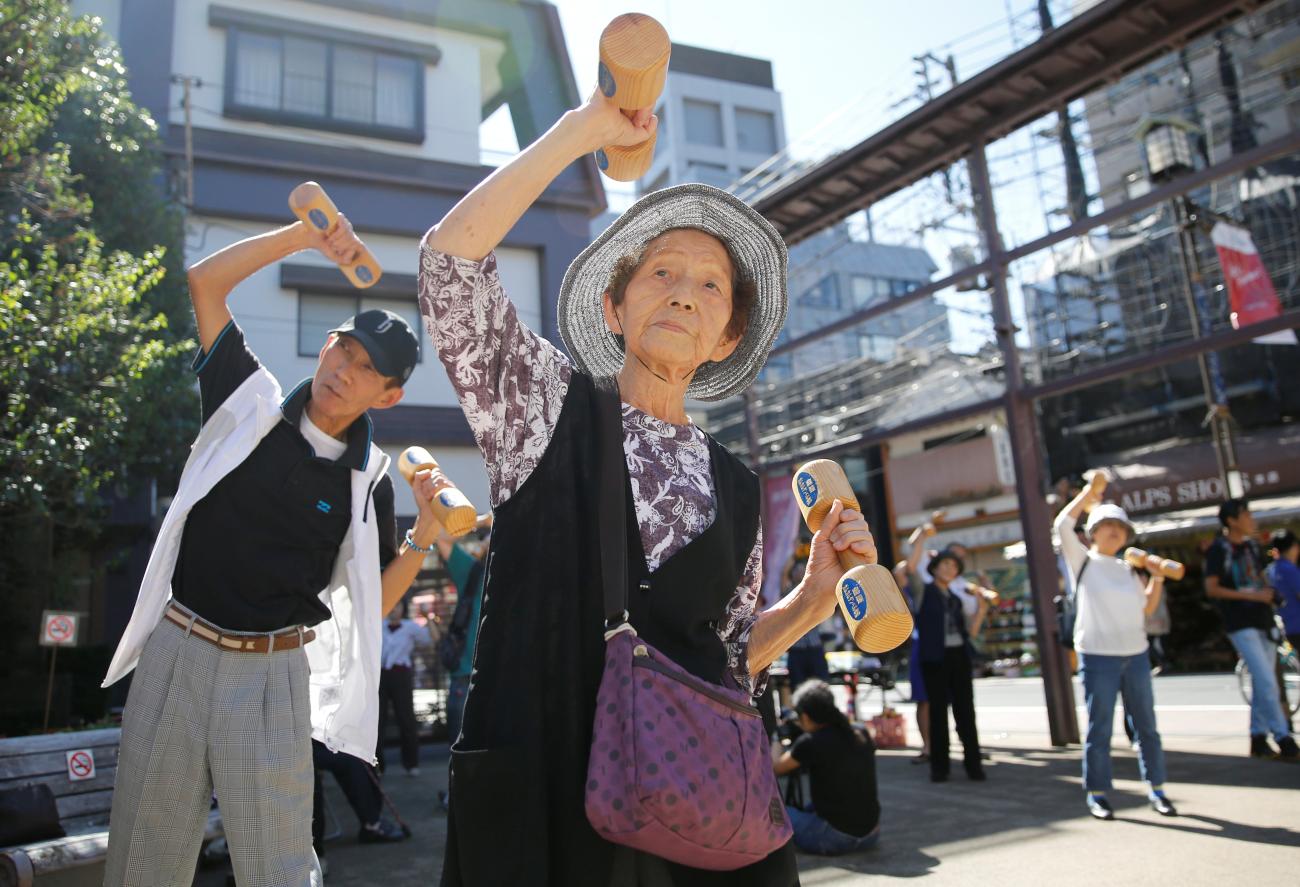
top-left (773, 680), bottom-right (882, 855)
top-left (1205, 499), bottom-right (1298, 760)
top-left (905, 523), bottom-right (989, 783)
top-left (378, 602), bottom-right (434, 776)
top-left (1266, 529), bottom-right (1300, 655)
top-left (1054, 489), bottom-right (1176, 820)
top-left (312, 739), bottom-right (407, 859)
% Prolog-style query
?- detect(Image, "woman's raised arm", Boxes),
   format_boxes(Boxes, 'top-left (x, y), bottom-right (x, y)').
top-left (426, 92), bottom-right (655, 261)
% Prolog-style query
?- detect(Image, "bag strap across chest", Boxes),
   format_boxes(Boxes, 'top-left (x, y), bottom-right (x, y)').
top-left (595, 378), bottom-right (629, 628)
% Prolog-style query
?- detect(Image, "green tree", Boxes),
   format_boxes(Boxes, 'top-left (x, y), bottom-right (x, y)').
top-left (0, 0), bottom-right (197, 730)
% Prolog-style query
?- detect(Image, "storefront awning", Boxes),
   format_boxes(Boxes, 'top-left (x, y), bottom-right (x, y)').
top-left (1002, 491), bottom-right (1300, 561)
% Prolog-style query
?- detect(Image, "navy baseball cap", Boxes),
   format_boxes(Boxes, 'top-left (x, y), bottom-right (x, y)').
top-left (331, 309), bottom-right (419, 384)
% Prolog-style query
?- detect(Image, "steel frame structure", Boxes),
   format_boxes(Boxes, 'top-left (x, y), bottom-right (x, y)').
top-left (742, 0), bottom-right (1293, 746)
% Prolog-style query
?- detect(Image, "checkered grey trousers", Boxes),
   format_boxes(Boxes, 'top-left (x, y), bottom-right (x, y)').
top-left (105, 611), bottom-right (322, 886)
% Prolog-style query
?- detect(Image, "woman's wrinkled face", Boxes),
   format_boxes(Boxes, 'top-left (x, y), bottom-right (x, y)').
top-left (602, 229), bottom-right (741, 376)
top-left (1090, 519), bottom-right (1129, 556)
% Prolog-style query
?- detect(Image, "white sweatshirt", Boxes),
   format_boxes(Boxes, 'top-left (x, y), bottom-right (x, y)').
top-left (1054, 509), bottom-right (1149, 657)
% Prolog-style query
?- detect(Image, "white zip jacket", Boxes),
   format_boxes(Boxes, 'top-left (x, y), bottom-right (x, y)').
top-left (102, 365), bottom-right (389, 762)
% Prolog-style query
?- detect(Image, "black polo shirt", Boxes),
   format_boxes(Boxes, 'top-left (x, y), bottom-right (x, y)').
top-left (170, 321), bottom-right (398, 632)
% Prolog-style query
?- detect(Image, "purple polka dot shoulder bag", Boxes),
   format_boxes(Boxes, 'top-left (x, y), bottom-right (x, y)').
top-left (584, 383), bottom-right (791, 871)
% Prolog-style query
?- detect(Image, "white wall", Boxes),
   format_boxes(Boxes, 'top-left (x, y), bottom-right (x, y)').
top-left (170, 0), bottom-right (507, 165)
top-left (644, 70), bottom-right (787, 191)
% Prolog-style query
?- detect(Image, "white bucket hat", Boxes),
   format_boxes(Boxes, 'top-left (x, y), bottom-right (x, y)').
top-left (1085, 503), bottom-right (1134, 538)
top-left (557, 183), bottom-right (788, 401)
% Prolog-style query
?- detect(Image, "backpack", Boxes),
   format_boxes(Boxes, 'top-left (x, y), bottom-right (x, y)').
top-left (1054, 558), bottom-right (1087, 650)
top-left (437, 557), bottom-right (485, 672)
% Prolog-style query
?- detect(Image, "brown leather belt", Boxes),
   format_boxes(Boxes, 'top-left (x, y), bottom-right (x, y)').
top-left (164, 603), bottom-right (315, 654)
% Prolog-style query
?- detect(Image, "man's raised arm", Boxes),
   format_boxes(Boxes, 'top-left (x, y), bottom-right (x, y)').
top-left (187, 217), bottom-right (364, 351)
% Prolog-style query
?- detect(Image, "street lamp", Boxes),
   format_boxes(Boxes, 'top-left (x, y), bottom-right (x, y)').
top-left (1141, 119), bottom-right (1196, 183)
top-left (1136, 116), bottom-right (1246, 500)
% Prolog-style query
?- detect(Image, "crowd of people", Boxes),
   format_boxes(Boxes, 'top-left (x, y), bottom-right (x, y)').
top-left (90, 80), bottom-right (1299, 887)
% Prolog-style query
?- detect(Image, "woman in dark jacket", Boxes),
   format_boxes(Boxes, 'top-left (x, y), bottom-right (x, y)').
top-left (904, 522), bottom-right (990, 783)
top-left (419, 86), bottom-right (878, 887)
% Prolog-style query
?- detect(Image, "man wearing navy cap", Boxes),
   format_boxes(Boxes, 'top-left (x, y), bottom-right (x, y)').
top-left (103, 212), bottom-right (441, 884)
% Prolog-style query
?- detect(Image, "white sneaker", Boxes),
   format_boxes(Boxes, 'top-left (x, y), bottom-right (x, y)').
top-left (405, 767), bottom-right (420, 777)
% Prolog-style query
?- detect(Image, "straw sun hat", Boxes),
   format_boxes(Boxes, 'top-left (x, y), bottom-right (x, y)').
top-left (557, 183), bottom-right (788, 401)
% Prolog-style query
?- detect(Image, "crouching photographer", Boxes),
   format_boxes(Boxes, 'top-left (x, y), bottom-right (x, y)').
top-left (773, 680), bottom-right (882, 855)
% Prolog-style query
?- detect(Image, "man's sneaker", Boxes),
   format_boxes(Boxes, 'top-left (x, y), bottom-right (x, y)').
top-left (1086, 794), bottom-right (1114, 821)
top-left (359, 818), bottom-right (408, 843)
top-left (1250, 735), bottom-right (1278, 758)
top-left (1276, 736), bottom-right (1299, 760)
top-left (1148, 791), bottom-right (1177, 816)
top-left (405, 766), bottom-right (421, 777)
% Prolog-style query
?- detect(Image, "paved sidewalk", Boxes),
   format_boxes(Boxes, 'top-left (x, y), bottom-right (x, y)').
top-left (192, 676), bottom-right (1300, 885)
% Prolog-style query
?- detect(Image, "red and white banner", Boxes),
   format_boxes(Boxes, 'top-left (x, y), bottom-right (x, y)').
top-left (760, 473), bottom-right (803, 608)
top-left (1210, 222), bottom-right (1297, 346)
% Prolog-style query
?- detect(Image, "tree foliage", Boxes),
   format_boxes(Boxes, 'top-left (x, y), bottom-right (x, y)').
top-left (0, 0), bottom-right (197, 526)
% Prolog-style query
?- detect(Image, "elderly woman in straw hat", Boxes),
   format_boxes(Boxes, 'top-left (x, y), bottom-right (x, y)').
top-left (418, 89), bottom-right (877, 886)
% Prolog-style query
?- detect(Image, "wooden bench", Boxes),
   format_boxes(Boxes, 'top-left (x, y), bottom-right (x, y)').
top-left (0, 729), bottom-right (221, 886)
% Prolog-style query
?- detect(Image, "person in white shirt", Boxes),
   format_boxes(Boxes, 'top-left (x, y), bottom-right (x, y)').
top-left (378, 604), bottom-right (435, 776)
top-left (1054, 491), bottom-right (1175, 821)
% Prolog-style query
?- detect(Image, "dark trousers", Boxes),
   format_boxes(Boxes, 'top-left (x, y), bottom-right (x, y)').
top-left (920, 646), bottom-right (982, 778)
top-left (787, 645), bottom-right (831, 690)
top-left (377, 666), bottom-right (420, 771)
top-left (312, 740), bottom-right (382, 852)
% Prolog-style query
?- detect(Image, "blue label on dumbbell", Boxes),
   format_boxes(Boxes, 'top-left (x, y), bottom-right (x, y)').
top-left (795, 471), bottom-right (818, 508)
top-left (355, 265), bottom-right (373, 284)
top-left (840, 578), bottom-right (868, 622)
top-left (595, 148), bottom-right (609, 170)
top-left (598, 61), bottom-right (616, 97)
top-left (308, 208), bottom-right (329, 230)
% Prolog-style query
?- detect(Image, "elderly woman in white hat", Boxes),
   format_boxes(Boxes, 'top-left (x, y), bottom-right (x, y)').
top-left (1054, 486), bottom-right (1175, 821)
top-left (417, 89), bottom-right (876, 886)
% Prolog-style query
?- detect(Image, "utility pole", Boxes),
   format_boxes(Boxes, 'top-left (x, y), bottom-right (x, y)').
top-left (1038, 1), bottom-right (1088, 222)
top-left (912, 52), bottom-right (959, 205)
top-left (170, 74), bottom-right (201, 206)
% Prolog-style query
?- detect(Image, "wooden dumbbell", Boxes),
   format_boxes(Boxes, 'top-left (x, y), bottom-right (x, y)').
top-left (397, 447), bottom-right (478, 538)
top-left (593, 13), bottom-right (669, 181)
top-left (289, 181), bottom-right (382, 289)
top-left (1082, 468), bottom-right (1112, 507)
top-left (792, 460), bottom-right (914, 653)
top-left (1124, 547), bottom-right (1186, 581)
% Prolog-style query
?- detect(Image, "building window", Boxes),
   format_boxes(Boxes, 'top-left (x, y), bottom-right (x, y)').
top-left (734, 107), bottom-right (777, 154)
top-left (858, 334), bottom-right (896, 363)
top-left (683, 99), bottom-right (724, 146)
top-left (797, 274), bottom-right (840, 309)
top-left (889, 279), bottom-right (920, 297)
top-left (227, 27), bottom-right (422, 141)
top-left (297, 292), bottom-right (423, 363)
top-left (849, 276), bottom-right (891, 310)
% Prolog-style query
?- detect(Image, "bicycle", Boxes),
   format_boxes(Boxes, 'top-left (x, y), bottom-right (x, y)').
top-left (1236, 618), bottom-right (1300, 716)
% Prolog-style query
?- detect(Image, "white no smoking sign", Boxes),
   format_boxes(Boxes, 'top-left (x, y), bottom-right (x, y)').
top-left (39, 610), bottom-right (81, 647)
top-left (66, 749), bottom-right (96, 781)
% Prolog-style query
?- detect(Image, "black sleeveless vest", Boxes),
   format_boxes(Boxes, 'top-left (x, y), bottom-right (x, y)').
top-left (441, 372), bottom-right (796, 887)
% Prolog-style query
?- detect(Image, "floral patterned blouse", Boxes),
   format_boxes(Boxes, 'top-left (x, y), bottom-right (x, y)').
top-left (418, 244), bottom-right (765, 693)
